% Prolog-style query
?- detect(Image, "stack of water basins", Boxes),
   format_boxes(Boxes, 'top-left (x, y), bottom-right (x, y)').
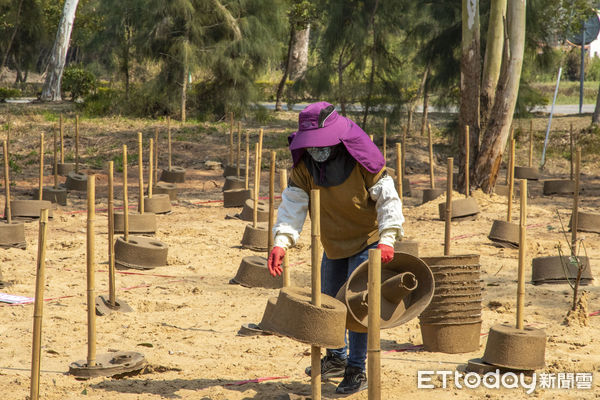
top-left (419, 254), bottom-right (483, 353)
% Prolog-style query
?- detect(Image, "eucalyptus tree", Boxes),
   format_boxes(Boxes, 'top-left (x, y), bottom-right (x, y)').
top-left (40, 0), bottom-right (79, 101)
top-left (480, 0), bottom-right (506, 129)
top-left (459, 0), bottom-right (481, 191)
top-left (473, 0), bottom-right (526, 192)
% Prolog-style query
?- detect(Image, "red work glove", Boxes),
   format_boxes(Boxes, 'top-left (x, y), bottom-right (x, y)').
top-left (268, 246), bottom-right (286, 277)
top-left (377, 244), bottom-right (394, 264)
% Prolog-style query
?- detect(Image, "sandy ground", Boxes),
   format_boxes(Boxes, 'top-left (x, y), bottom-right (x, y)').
top-left (0, 107), bottom-right (599, 399)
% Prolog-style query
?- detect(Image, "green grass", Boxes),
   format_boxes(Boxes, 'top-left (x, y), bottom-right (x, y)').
top-left (88, 156), bottom-right (106, 169)
top-left (112, 153), bottom-right (138, 172)
top-left (41, 111), bottom-right (59, 122)
top-left (533, 81), bottom-right (600, 105)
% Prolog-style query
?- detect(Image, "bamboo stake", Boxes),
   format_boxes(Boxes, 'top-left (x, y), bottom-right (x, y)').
top-left (528, 120), bottom-right (533, 168)
top-left (507, 139), bottom-right (515, 222)
top-left (444, 158), bottom-right (453, 256)
top-left (148, 138), bottom-right (153, 199)
top-left (38, 133), bottom-right (44, 201)
top-left (229, 112), bottom-right (234, 165)
top-left (516, 179), bottom-right (527, 330)
top-left (60, 114), bottom-right (64, 164)
top-left (428, 124), bottom-right (435, 189)
top-left (53, 127), bottom-right (58, 189)
top-left (154, 127), bottom-right (159, 184)
top-left (268, 151), bottom-right (276, 254)
top-left (138, 132), bottom-right (144, 214)
top-left (569, 123), bottom-right (574, 181)
top-left (3, 140), bottom-right (11, 223)
top-left (253, 145), bottom-right (259, 228)
top-left (245, 129), bottom-right (249, 189)
top-left (396, 143), bottom-right (403, 203)
top-left (154, 127), bottom-right (158, 183)
top-left (407, 109), bottom-right (413, 138)
top-left (167, 116), bottom-right (172, 171)
top-left (401, 125), bottom-right (407, 181)
top-left (237, 122), bottom-right (241, 177)
top-left (310, 189), bottom-right (321, 400)
top-left (465, 125), bottom-right (470, 197)
top-left (280, 169), bottom-right (290, 287)
top-left (571, 147), bottom-right (583, 311)
top-left (505, 128), bottom-right (514, 185)
top-left (29, 208), bottom-right (49, 400)
top-left (122, 145), bottom-right (129, 242)
top-left (572, 148), bottom-right (581, 256)
top-left (383, 117), bottom-right (387, 161)
top-left (257, 129), bottom-right (264, 195)
top-left (108, 161), bottom-right (116, 307)
top-left (75, 115), bottom-right (79, 173)
top-left (367, 247), bottom-right (382, 400)
top-left (244, 143), bottom-right (250, 190)
top-left (86, 175), bottom-right (96, 367)
top-left (6, 117), bottom-right (9, 157)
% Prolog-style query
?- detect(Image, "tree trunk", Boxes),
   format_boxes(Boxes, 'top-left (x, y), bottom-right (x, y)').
top-left (123, 26), bottom-right (131, 100)
top-left (473, 0), bottom-right (526, 193)
top-left (14, 53), bottom-right (23, 83)
top-left (407, 67), bottom-right (428, 137)
top-left (420, 67), bottom-right (430, 137)
top-left (362, 0), bottom-right (379, 129)
top-left (275, 25), bottom-right (295, 112)
top-left (481, 0), bottom-right (506, 131)
top-left (593, 80), bottom-right (600, 124)
top-left (181, 64), bottom-right (187, 122)
top-left (361, 57), bottom-right (376, 129)
top-left (458, 0), bottom-right (481, 194)
top-left (338, 52), bottom-right (347, 116)
top-left (0, 0), bottom-right (24, 82)
top-left (40, 0), bottom-right (79, 101)
top-left (289, 24), bottom-right (310, 80)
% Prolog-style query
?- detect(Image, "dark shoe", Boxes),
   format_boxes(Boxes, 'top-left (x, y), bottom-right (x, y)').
top-left (336, 366), bottom-right (368, 394)
top-left (304, 354), bottom-right (347, 379)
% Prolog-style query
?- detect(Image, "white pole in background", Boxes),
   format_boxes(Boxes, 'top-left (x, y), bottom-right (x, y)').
top-left (540, 67), bottom-right (562, 170)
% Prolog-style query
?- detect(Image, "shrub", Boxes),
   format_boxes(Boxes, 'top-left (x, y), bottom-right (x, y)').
top-left (565, 47), bottom-right (589, 81)
top-left (252, 104), bottom-right (275, 124)
top-left (587, 55), bottom-right (600, 81)
top-left (82, 87), bottom-right (121, 116)
top-left (515, 82), bottom-right (548, 117)
top-left (62, 65), bottom-right (96, 100)
top-left (0, 87), bottom-right (21, 101)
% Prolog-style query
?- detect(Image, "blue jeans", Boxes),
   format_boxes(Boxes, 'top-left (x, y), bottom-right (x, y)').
top-left (321, 243), bottom-right (377, 371)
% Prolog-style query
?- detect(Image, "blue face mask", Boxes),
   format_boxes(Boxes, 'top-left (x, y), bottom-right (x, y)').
top-left (306, 146), bottom-right (332, 162)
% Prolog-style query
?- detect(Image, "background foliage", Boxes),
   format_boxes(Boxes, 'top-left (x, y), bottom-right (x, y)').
top-left (1, 0), bottom-right (600, 124)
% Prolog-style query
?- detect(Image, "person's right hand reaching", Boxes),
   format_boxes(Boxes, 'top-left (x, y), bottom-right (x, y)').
top-left (268, 246), bottom-right (286, 276)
